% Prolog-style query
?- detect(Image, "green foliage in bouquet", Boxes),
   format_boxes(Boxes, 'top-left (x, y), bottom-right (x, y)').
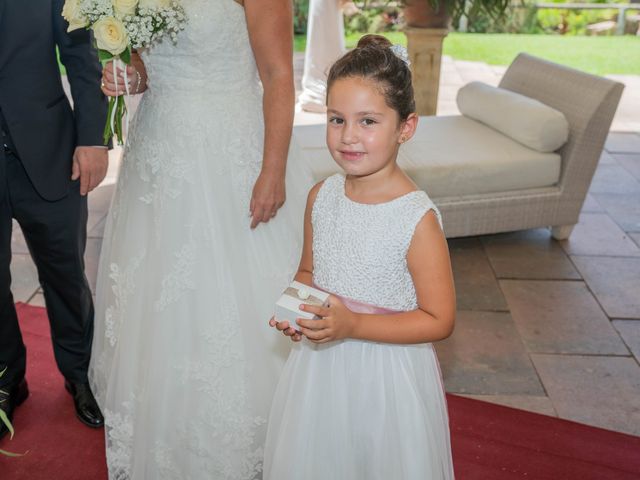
top-left (0, 368), bottom-right (26, 457)
top-left (99, 48), bottom-right (132, 145)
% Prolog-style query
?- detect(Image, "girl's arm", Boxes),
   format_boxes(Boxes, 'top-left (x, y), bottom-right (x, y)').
top-left (293, 182), bottom-right (322, 286)
top-left (245, 0), bottom-right (295, 228)
top-left (269, 182), bottom-right (323, 340)
top-left (298, 210), bottom-right (456, 344)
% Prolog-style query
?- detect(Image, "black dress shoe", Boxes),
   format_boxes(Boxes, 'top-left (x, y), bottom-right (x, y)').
top-left (64, 381), bottom-right (104, 428)
top-left (0, 378), bottom-right (29, 440)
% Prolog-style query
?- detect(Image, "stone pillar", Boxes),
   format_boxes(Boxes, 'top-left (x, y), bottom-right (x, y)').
top-left (404, 27), bottom-right (449, 116)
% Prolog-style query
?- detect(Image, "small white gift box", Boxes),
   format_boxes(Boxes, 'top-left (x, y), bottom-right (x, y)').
top-left (274, 281), bottom-right (330, 331)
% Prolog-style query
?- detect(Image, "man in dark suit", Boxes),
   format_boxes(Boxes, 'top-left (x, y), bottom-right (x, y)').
top-left (0, 0), bottom-right (109, 437)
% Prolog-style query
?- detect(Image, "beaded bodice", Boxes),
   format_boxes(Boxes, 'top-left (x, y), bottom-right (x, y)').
top-left (312, 174), bottom-right (442, 312)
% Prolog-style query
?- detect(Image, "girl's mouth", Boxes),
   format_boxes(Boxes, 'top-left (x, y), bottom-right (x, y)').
top-left (339, 150), bottom-right (365, 161)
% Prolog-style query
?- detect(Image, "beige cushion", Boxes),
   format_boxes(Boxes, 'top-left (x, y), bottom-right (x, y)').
top-left (457, 81), bottom-right (569, 153)
top-left (293, 115), bottom-right (561, 198)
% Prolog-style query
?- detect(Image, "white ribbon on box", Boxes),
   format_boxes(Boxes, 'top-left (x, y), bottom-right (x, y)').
top-left (282, 286), bottom-right (325, 307)
top-left (274, 281), bottom-right (330, 330)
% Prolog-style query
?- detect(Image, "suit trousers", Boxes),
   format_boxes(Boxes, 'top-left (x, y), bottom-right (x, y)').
top-left (0, 148), bottom-right (94, 388)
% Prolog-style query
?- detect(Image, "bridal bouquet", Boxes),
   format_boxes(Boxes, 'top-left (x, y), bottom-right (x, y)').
top-left (62, 0), bottom-right (187, 144)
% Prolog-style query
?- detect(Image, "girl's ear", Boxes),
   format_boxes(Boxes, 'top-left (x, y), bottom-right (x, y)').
top-left (398, 113), bottom-right (418, 144)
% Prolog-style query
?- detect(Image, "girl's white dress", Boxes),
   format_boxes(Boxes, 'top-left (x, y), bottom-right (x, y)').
top-left (88, 1), bottom-right (313, 478)
top-left (264, 174), bottom-right (455, 480)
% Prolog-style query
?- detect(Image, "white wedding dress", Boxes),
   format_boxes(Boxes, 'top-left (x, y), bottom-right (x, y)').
top-left (89, 1), bottom-right (312, 478)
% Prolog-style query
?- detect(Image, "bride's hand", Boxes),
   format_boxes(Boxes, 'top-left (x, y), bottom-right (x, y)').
top-left (101, 52), bottom-right (148, 97)
top-left (250, 170), bottom-right (286, 229)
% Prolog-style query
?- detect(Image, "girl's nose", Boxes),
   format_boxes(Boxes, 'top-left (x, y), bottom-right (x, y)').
top-left (341, 122), bottom-right (357, 144)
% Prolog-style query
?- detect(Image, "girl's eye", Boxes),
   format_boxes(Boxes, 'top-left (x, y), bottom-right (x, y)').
top-left (361, 118), bottom-right (377, 126)
top-left (329, 117), bottom-right (344, 125)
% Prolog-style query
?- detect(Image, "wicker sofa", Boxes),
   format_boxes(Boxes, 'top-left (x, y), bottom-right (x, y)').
top-left (293, 53), bottom-right (624, 239)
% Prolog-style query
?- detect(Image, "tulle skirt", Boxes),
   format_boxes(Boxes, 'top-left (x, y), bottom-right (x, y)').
top-left (264, 338), bottom-right (455, 480)
top-left (89, 87), bottom-right (314, 479)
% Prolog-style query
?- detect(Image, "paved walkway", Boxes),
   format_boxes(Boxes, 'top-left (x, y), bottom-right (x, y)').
top-left (11, 56), bottom-right (640, 437)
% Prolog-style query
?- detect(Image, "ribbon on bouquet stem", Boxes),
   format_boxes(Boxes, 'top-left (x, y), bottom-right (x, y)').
top-left (108, 57), bottom-right (130, 144)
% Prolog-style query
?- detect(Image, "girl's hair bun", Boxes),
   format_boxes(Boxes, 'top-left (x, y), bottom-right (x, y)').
top-left (356, 34), bottom-right (393, 50)
top-left (328, 34), bottom-right (416, 120)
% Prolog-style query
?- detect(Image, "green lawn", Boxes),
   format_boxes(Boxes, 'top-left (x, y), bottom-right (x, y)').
top-left (295, 32), bottom-right (640, 76)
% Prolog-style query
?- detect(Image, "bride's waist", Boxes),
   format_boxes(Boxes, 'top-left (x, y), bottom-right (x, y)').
top-left (146, 77), bottom-right (262, 97)
top-left (132, 88), bottom-right (263, 127)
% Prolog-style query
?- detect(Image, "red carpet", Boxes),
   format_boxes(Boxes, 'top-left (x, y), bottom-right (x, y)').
top-left (1, 304), bottom-right (639, 479)
top-left (448, 394), bottom-right (640, 479)
top-left (0, 304), bottom-right (107, 480)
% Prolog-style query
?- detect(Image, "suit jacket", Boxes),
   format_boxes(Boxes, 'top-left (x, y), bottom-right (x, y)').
top-left (0, 0), bottom-right (107, 201)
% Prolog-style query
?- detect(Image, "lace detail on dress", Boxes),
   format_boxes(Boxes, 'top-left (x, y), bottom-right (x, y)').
top-left (227, 132), bottom-right (264, 214)
top-left (105, 399), bottom-right (136, 480)
top-left (171, 291), bottom-right (265, 478)
top-left (105, 251), bottom-right (146, 347)
top-left (155, 238), bottom-right (197, 312)
top-left (121, 106), bottom-right (198, 224)
top-left (153, 442), bottom-right (182, 479)
top-left (312, 174), bottom-right (442, 311)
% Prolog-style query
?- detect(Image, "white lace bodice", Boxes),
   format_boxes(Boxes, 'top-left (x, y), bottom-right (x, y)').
top-left (312, 174), bottom-right (442, 312)
top-left (142, 0), bottom-right (258, 96)
top-left (122, 0), bottom-right (266, 221)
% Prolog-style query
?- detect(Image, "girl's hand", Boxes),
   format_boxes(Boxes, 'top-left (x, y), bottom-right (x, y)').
top-left (296, 295), bottom-right (360, 343)
top-left (250, 170), bottom-right (286, 229)
top-left (101, 52), bottom-right (148, 97)
top-left (269, 317), bottom-right (302, 342)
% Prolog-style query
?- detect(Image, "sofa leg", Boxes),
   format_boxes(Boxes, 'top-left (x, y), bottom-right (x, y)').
top-left (551, 224), bottom-right (575, 240)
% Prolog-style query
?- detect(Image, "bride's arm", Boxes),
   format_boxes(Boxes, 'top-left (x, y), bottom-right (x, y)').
top-left (244, 0), bottom-right (294, 229)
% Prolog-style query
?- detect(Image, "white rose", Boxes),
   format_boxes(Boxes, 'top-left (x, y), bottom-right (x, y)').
top-left (62, 0), bottom-right (88, 32)
top-left (138, 0), bottom-right (172, 9)
top-left (93, 17), bottom-right (129, 56)
top-left (112, 0), bottom-right (139, 18)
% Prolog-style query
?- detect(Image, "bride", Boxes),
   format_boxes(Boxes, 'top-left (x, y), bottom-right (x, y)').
top-left (89, 0), bottom-right (312, 478)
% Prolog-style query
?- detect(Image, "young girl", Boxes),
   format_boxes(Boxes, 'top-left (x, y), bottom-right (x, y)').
top-left (264, 35), bottom-right (456, 479)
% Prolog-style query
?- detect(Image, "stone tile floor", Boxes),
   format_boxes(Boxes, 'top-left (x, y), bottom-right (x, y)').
top-left (439, 134), bottom-right (640, 437)
top-left (11, 56), bottom-right (640, 437)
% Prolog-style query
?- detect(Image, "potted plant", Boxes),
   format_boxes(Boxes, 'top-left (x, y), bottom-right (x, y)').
top-left (403, 0), bottom-right (509, 28)
top-left (403, 0), bottom-right (452, 28)
top-left (400, 0), bottom-right (509, 115)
